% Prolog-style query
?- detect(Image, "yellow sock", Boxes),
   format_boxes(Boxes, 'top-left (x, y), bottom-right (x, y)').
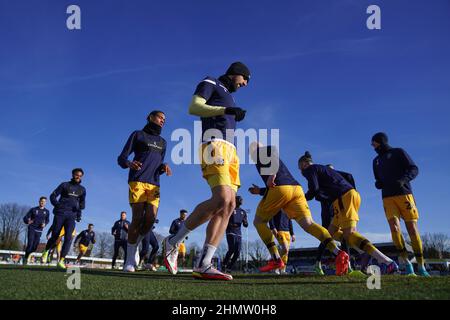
top-left (391, 230), bottom-right (409, 261)
top-left (410, 232), bottom-right (424, 267)
top-left (302, 221), bottom-right (339, 254)
top-left (347, 232), bottom-right (376, 255)
top-left (255, 222), bottom-right (280, 259)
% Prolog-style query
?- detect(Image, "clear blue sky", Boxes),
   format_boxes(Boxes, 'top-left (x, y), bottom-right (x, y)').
top-left (0, 0), bottom-right (449, 250)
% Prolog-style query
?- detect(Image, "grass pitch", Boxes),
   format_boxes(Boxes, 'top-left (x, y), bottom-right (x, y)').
top-left (0, 265), bottom-right (449, 300)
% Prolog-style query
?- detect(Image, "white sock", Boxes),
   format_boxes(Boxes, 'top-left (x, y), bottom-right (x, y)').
top-left (370, 248), bottom-right (393, 265)
top-left (333, 247), bottom-right (341, 256)
top-left (126, 243), bottom-right (137, 266)
top-left (169, 224), bottom-right (191, 246)
top-left (198, 243), bottom-right (217, 268)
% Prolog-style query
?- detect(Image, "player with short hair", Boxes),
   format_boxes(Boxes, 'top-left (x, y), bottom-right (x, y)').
top-left (74, 224), bottom-right (96, 264)
top-left (41, 168), bottom-right (86, 269)
top-left (371, 132), bottom-right (430, 276)
top-left (299, 151), bottom-right (399, 274)
top-left (163, 62), bottom-right (250, 281)
top-left (23, 197), bottom-right (50, 264)
top-left (222, 196), bottom-right (248, 272)
top-left (111, 211), bottom-right (130, 269)
top-left (118, 110), bottom-right (171, 272)
top-left (248, 143), bottom-right (349, 275)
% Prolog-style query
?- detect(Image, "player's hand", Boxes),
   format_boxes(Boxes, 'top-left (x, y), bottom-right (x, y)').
top-left (162, 163), bottom-right (172, 176)
top-left (292, 235), bottom-right (296, 242)
top-left (28, 219), bottom-right (34, 225)
top-left (272, 229), bottom-right (278, 237)
top-left (248, 184), bottom-right (260, 195)
top-left (41, 223), bottom-right (45, 228)
top-left (129, 161), bottom-right (143, 171)
top-left (267, 175), bottom-right (277, 188)
top-left (225, 107), bottom-right (246, 122)
top-left (46, 235), bottom-right (51, 240)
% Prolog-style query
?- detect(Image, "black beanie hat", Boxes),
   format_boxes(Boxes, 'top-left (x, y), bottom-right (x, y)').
top-left (371, 132), bottom-right (389, 145)
top-left (226, 62), bottom-right (251, 81)
top-left (298, 151), bottom-right (313, 164)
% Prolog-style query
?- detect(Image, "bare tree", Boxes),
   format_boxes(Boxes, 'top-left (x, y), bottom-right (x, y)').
top-left (92, 232), bottom-right (114, 258)
top-left (0, 203), bottom-right (30, 250)
top-left (422, 233), bottom-right (450, 259)
top-left (248, 239), bottom-right (268, 268)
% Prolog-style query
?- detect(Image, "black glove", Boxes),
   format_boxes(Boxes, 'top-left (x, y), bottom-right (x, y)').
top-left (225, 107), bottom-right (246, 122)
top-left (375, 181), bottom-right (383, 189)
top-left (76, 212), bottom-right (82, 222)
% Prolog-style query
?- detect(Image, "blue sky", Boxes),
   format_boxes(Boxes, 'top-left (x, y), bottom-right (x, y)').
top-left (0, 0), bottom-right (449, 251)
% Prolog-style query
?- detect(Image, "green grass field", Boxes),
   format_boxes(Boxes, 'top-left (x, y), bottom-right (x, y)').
top-left (0, 265), bottom-right (449, 300)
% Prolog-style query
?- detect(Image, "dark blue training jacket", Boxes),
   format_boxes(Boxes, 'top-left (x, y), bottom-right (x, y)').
top-left (75, 229), bottom-right (96, 246)
top-left (255, 146), bottom-right (300, 188)
top-left (226, 207), bottom-right (248, 237)
top-left (269, 211), bottom-right (294, 235)
top-left (111, 219), bottom-right (131, 241)
top-left (50, 180), bottom-right (86, 216)
top-left (373, 147), bottom-right (418, 198)
top-left (169, 218), bottom-right (184, 235)
top-left (23, 207), bottom-right (50, 231)
top-left (302, 164), bottom-right (353, 202)
top-left (117, 129), bottom-right (167, 186)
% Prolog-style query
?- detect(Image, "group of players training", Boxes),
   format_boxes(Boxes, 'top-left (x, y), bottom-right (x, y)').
top-left (22, 61), bottom-right (430, 281)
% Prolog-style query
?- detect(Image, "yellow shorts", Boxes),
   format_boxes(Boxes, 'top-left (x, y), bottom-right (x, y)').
top-left (256, 185), bottom-right (311, 222)
top-left (276, 231), bottom-right (291, 248)
top-left (331, 189), bottom-right (360, 229)
top-left (383, 194), bottom-right (419, 222)
top-left (200, 139), bottom-right (240, 193)
top-left (179, 242), bottom-right (186, 255)
top-left (58, 227), bottom-right (76, 240)
top-left (79, 244), bottom-right (88, 255)
top-left (128, 182), bottom-right (160, 207)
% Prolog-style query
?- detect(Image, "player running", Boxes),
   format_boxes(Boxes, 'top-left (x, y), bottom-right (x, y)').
top-left (169, 210), bottom-right (189, 269)
top-left (41, 168), bottom-right (86, 269)
top-left (118, 110), bottom-right (171, 272)
top-left (163, 62), bottom-right (250, 281)
top-left (371, 132), bottom-right (430, 277)
top-left (269, 210), bottom-right (295, 274)
top-left (22, 197), bottom-right (50, 265)
top-left (74, 224), bottom-right (96, 264)
top-left (248, 143), bottom-right (349, 275)
top-left (222, 196), bottom-right (248, 273)
top-left (299, 151), bottom-right (399, 275)
top-left (111, 211), bottom-right (130, 269)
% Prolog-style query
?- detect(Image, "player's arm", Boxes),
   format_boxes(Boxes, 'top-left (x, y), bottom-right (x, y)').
top-left (398, 148), bottom-right (419, 184)
top-left (373, 158), bottom-right (383, 189)
top-left (117, 131), bottom-right (142, 170)
top-left (157, 140), bottom-right (172, 176)
top-left (44, 210), bottom-right (50, 226)
top-left (91, 232), bottom-right (96, 244)
top-left (79, 188), bottom-right (86, 211)
top-left (289, 219), bottom-right (295, 242)
top-left (23, 208), bottom-right (33, 224)
top-left (303, 169), bottom-right (319, 201)
top-left (50, 183), bottom-right (64, 207)
top-left (74, 232), bottom-right (82, 245)
top-left (169, 220), bottom-right (177, 235)
top-left (243, 211), bottom-right (249, 228)
top-left (189, 95), bottom-right (226, 117)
